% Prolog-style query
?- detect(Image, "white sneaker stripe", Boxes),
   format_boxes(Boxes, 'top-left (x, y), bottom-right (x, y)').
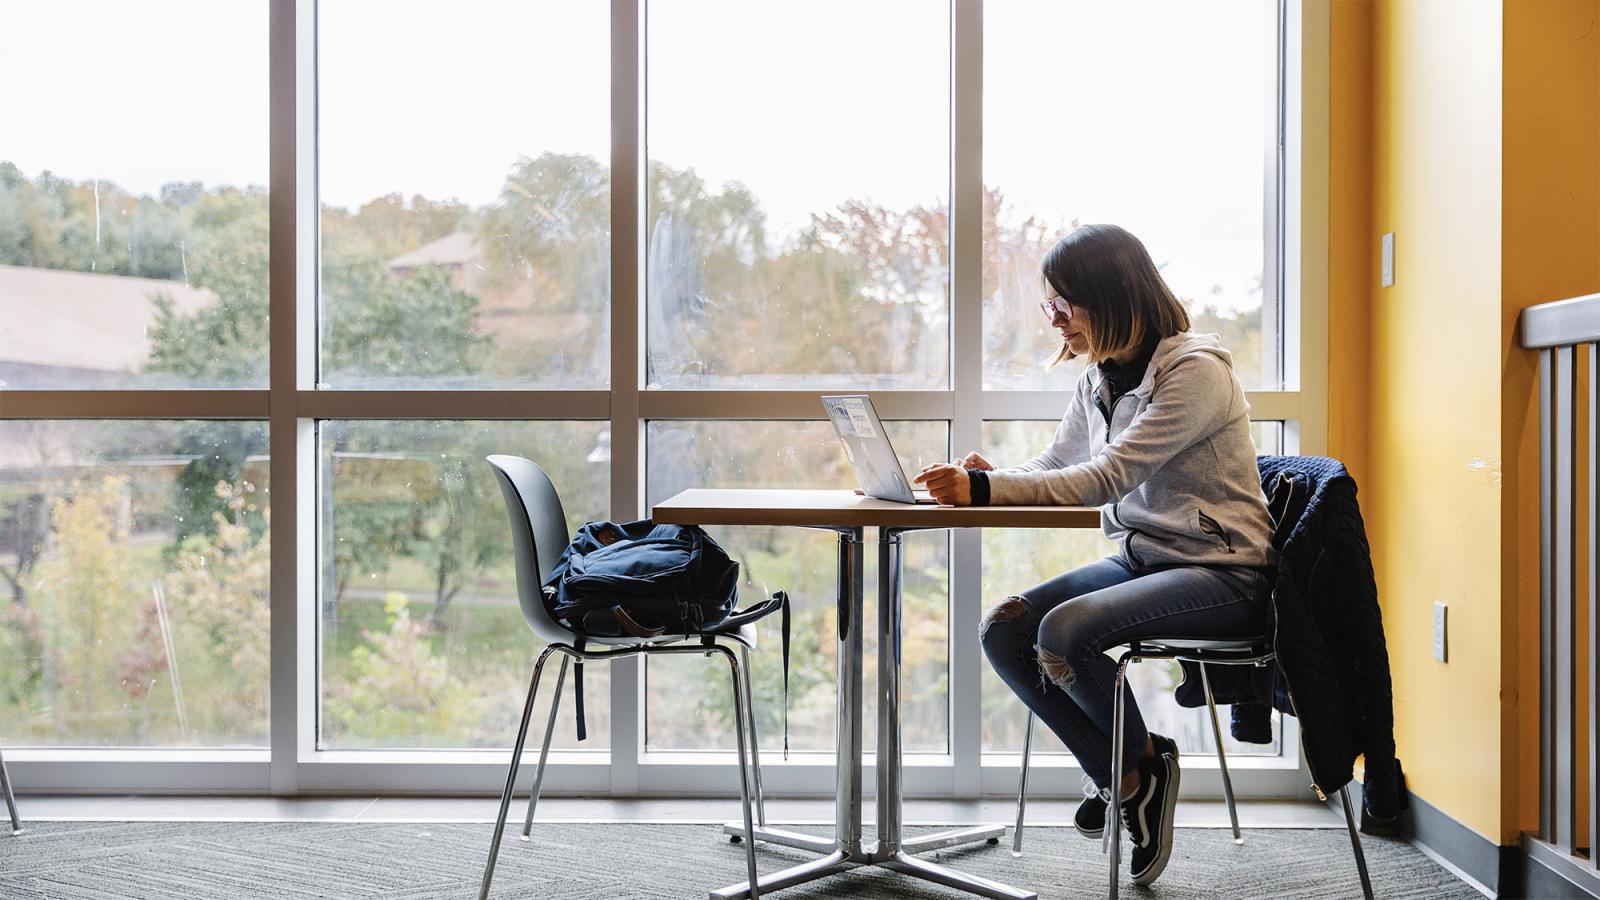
top-left (1131, 771), bottom-right (1160, 848)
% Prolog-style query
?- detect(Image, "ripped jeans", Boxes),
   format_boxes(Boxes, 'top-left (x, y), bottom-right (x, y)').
top-left (980, 555), bottom-right (1269, 790)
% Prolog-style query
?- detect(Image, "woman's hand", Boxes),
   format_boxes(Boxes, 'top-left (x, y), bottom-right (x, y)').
top-left (956, 451), bottom-right (994, 471)
top-left (913, 463), bottom-right (971, 506)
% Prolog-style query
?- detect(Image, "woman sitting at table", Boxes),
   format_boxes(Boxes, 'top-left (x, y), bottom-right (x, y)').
top-left (913, 223), bottom-right (1275, 887)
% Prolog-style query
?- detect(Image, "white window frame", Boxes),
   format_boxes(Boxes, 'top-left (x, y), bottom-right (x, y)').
top-left (2, 0), bottom-right (1328, 800)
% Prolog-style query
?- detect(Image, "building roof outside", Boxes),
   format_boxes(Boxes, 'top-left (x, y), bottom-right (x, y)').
top-left (0, 264), bottom-right (217, 373)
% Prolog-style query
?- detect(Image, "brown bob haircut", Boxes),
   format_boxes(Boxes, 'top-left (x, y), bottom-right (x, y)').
top-left (1041, 224), bottom-right (1190, 366)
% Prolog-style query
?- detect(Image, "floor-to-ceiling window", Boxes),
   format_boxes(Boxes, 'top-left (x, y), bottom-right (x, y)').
top-left (0, 0), bottom-right (1315, 797)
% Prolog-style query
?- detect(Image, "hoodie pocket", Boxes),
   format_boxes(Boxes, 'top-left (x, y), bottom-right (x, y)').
top-left (1193, 509), bottom-right (1236, 554)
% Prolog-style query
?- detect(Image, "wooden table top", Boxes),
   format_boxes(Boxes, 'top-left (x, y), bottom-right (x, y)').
top-left (651, 489), bottom-right (1102, 530)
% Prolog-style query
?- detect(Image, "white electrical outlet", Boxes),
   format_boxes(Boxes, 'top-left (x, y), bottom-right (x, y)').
top-left (1381, 232), bottom-right (1396, 287)
top-left (1433, 602), bottom-right (1447, 662)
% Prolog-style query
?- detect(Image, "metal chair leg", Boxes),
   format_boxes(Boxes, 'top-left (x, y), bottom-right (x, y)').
top-left (1, 745), bottom-right (20, 836)
top-left (719, 647), bottom-right (762, 900)
top-left (1339, 785), bottom-right (1375, 900)
top-left (1106, 655), bottom-right (1133, 900)
top-left (1198, 664), bottom-right (1242, 843)
top-left (1012, 712), bottom-right (1034, 856)
top-left (520, 654), bottom-right (569, 840)
top-left (739, 646), bottom-right (768, 827)
top-left (480, 646), bottom-right (559, 900)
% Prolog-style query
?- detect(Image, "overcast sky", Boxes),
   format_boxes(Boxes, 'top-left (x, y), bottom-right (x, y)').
top-left (2, 0), bottom-right (1271, 308)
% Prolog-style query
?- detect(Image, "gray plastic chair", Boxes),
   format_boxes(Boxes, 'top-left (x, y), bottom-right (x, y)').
top-left (479, 455), bottom-right (767, 900)
top-left (1, 744), bottom-right (20, 835)
top-left (1010, 637), bottom-right (1373, 900)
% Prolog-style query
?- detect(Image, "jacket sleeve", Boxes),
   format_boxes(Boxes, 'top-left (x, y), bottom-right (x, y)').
top-left (996, 375), bottom-right (1093, 475)
top-left (986, 353), bottom-right (1233, 506)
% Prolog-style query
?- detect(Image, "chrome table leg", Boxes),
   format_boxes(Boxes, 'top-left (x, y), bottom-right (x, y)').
top-left (713, 530), bottom-right (866, 897)
top-left (902, 823), bottom-right (1008, 854)
top-left (875, 529), bottom-right (1031, 897)
top-left (717, 528), bottom-right (1028, 899)
top-left (721, 824), bottom-right (838, 852)
top-left (884, 851), bottom-right (1038, 900)
top-left (709, 851), bottom-right (856, 900)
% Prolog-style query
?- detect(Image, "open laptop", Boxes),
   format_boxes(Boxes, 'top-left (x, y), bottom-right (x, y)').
top-left (821, 395), bottom-right (939, 504)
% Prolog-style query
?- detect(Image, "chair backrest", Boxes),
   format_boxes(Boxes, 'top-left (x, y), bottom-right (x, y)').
top-left (485, 454), bottom-right (575, 645)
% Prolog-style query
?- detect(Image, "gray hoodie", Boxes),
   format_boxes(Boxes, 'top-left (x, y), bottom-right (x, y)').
top-left (985, 332), bottom-right (1275, 569)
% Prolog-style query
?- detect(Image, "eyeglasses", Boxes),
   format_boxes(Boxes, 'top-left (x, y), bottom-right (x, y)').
top-left (1039, 293), bottom-right (1074, 321)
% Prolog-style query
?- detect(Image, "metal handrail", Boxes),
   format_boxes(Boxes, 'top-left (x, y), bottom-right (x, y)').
top-left (1521, 291), bottom-right (1598, 890)
top-left (1520, 292), bottom-right (1600, 349)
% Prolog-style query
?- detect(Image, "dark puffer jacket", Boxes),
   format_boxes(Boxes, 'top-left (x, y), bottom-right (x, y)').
top-left (1173, 455), bottom-right (1406, 825)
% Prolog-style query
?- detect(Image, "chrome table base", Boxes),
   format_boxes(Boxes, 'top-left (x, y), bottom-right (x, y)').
top-left (712, 529), bottom-right (1034, 900)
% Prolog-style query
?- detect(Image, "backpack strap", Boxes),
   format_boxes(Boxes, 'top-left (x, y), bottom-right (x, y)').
top-left (611, 605), bottom-right (667, 639)
top-left (572, 636), bottom-right (587, 742)
top-left (779, 591), bottom-right (790, 759)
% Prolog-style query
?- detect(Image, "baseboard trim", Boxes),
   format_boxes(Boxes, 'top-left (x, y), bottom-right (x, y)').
top-left (1402, 791), bottom-right (1506, 894)
top-left (1400, 790), bottom-right (1600, 899)
top-left (1409, 834), bottom-right (1498, 898)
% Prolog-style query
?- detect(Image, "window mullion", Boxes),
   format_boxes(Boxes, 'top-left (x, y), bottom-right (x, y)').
top-left (608, 0), bottom-right (645, 796)
top-left (268, 0), bottom-right (317, 795)
top-left (948, 0), bottom-right (984, 799)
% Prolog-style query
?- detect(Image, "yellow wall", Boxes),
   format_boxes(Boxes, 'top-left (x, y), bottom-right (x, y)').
top-left (1502, 0), bottom-right (1600, 844)
top-left (1328, 1), bottom-right (1373, 488)
top-left (1329, 0), bottom-right (1599, 845)
top-left (1364, 0), bottom-right (1506, 841)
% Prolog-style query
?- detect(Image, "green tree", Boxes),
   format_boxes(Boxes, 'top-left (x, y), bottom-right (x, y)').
top-left (32, 477), bottom-right (136, 738)
top-left (321, 262), bottom-right (487, 382)
top-left (159, 480), bottom-right (271, 739)
top-left (323, 592), bottom-right (478, 745)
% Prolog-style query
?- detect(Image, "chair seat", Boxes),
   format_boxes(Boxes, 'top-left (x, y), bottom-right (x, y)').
top-left (1138, 634), bottom-right (1267, 650)
top-left (1131, 635), bottom-right (1272, 659)
top-left (557, 620), bottom-right (759, 652)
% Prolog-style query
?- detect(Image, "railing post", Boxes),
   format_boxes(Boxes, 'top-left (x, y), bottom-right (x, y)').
top-left (1520, 296), bottom-right (1600, 877)
top-left (1589, 342), bottom-right (1598, 870)
top-left (1541, 347), bottom-right (1555, 841)
top-left (1554, 346), bottom-right (1577, 852)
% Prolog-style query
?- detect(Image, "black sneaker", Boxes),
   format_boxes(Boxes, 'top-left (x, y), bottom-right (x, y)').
top-left (1074, 774), bottom-right (1110, 840)
top-left (1121, 732), bottom-right (1181, 886)
top-left (1091, 735), bottom-right (1179, 841)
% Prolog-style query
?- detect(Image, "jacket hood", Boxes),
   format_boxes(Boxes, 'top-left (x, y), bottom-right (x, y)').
top-left (1090, 331), bottom-right (1234, 399)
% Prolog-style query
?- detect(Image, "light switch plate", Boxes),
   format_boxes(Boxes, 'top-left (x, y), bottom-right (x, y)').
top-left (1433, 601), bottom-right (1447, 662)
top-left (1381, 232), bottom-right (1395, 287)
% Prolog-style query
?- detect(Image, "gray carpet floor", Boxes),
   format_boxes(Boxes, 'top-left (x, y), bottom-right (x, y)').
top-left (0, 821), bottom-right (1477, 899)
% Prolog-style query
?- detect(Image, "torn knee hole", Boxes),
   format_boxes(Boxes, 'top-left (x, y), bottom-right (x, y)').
top-left (979, 596), bottom-right (1030, 641)
top-left (1036, 646), bottom-right (1075, 688)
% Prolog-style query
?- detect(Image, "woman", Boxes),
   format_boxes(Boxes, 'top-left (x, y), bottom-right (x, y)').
top-left (913, 224), bottom-right (1275, 886)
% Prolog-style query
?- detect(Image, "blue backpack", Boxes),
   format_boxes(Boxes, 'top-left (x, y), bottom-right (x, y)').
top-left (544, 520), bottom-right (791, 749)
